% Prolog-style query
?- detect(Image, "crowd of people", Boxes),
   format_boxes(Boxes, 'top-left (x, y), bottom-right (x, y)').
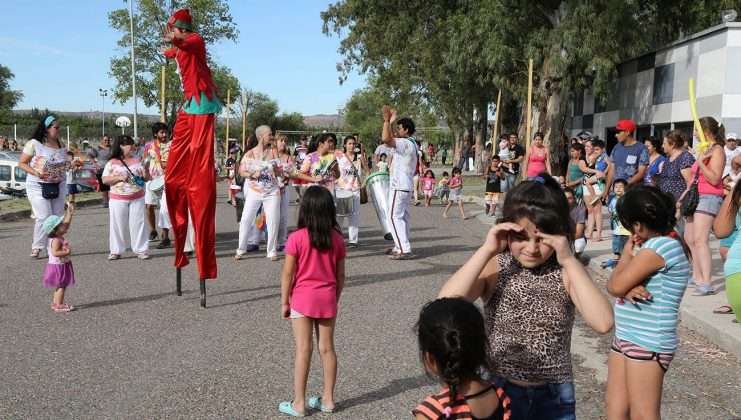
top-left (13, 104), bottom-right (741, 419)
top-left (0, 135), bottom-right (21, 152)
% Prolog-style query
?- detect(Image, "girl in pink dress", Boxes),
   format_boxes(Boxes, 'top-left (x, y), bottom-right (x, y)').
top-left (279, 186), bottom-right (347, 417)
top-left (421, 169), bottom-right (436, 207)
top-left (41, 203), bottom-right (76, 313)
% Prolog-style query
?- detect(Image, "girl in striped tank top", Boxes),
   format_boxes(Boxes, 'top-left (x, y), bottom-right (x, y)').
top-left (413, 298), bottom-right (511, 420)
top-left (606, 185), bottom-right (691, 420)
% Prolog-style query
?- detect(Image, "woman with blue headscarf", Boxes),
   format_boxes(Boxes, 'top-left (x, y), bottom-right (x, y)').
top-left (18, 115), bottom-right (69, 259)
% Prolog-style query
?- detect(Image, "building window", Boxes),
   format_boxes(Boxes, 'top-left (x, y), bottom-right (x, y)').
top-left (653, 64), bottom-right (674, 105)
top-left (673, 121), bottom-right (695, 147)
top-left (573, 92), bottom-right (584, 116)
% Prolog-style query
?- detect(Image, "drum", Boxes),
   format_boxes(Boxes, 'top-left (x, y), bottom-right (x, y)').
top-left (365, 171), bottom-right (392, 237)
top-left (150, 176), bottom-right (165, 193)
top-left (335, 189), bottom-right (355, 217)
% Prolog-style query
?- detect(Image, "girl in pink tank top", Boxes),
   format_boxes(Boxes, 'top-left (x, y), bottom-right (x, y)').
top-left (525, 132), bottom-right (551, 178)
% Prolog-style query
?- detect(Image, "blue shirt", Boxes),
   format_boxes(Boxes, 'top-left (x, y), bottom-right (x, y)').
top-left (614, 236), bottom-right (690, 353)
top-left (724, 210), bottom-right (741, 277)
top-left (644, 155), bottom-right (666, 185)
top-left (610, 141), bottom-right (649, 183)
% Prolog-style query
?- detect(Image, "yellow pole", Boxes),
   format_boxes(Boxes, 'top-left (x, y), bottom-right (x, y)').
top-left (225, 89), bottom-right (231, 158)
top-left (492, 90), bottom-right (502, 155)
top-left (526, 59), bottom-right (533, 153)
top-left (160, 66), bottom-right (166, 122)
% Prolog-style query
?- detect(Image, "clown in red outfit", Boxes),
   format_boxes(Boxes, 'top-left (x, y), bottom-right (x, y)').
top-left (162, 9), bottom-right (222, 292)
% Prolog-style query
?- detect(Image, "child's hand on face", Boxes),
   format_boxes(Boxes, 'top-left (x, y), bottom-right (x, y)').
top-left (483, 223), bottom-right (523, 255)
top-left (535, 231), bottom-right (574, 265)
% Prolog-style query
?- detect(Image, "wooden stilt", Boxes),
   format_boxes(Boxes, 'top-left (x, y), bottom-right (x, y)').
top-left (200, 279), bottom-right (206, 308)
top-left (176, 267), bottom-right (182, 296)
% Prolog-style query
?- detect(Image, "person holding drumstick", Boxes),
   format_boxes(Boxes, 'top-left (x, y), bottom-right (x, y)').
top-left (142, 122), bottom-right (171, 248)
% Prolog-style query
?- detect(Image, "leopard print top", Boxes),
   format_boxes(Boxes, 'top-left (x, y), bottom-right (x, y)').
top-left (485, 252), bottom-right (575, 383)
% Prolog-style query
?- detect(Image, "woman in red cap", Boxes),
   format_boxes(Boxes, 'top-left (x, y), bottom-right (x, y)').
top-left (162, 8), bottom-right (222, 305)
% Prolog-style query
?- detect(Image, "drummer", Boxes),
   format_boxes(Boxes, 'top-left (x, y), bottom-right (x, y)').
top-left (300, 133), bottom-right (340, 192)
top-left (142, 122), bottom-right (171, 249)
top-left (381, 106), bottom-right (417, 260)
top-left (335, 135), bottom-right (369, 247)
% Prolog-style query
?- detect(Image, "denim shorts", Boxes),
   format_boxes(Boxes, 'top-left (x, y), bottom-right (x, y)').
top-left (612, 234), bottom-right (628, 255)
top-left (695, 194), bottom-right (723, 216)
top-left (491, 376), bottom-right (576, 420)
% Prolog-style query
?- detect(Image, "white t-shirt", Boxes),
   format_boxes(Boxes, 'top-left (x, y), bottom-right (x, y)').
top-left (389, 137), bottom-right (417, 191)
top-left (724, 146), bottom-right (741, 178)
top-left (374, 144), bottom-right (395, 157)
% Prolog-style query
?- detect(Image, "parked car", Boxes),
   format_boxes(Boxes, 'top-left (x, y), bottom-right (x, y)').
top-left (0, 152), bottom-right (27, 199)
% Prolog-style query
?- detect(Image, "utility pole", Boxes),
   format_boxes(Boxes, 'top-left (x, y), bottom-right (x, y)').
top-left (127, 0), bottom-right (138, 139)
top-left (99, 89), bottom-right (108, 136)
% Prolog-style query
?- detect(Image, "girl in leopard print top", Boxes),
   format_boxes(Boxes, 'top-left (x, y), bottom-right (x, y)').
top-left (438, 173), bottom-right (614, 420)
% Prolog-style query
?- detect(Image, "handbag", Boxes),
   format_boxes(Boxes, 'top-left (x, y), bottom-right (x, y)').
top-left (120, 159), bottom-right (146, 188)
top-left (680, 169), bottom-right (700, 217)
top-left (41, 182), bottom-right (60, 199)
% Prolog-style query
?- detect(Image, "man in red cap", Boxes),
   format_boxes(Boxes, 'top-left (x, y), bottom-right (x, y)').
top-left (602, 118), bottom-right (648, 202)
top-left (162, 9), bottom-right (222, 290)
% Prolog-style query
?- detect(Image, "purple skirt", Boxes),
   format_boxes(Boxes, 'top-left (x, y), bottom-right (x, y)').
top-left (43, 262), bottom-right (76, 289)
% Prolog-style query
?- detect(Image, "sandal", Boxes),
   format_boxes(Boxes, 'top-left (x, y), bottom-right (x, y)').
top-left (107, 254), bottom-right (120, 261)
top-left (692, 284), bottom-right (716, 296)
top-left (51, 303), bottom-right (75, 313)
top-left (713, 305), bottom-right (734, 314)
top-left (390, 252), bottom-right (416, 260)
top-left (384, 247), bottom-right (397, 255)
top-left (308, 396), bottom-right (335, 413)
top-left (234, 252), bottom-right (245, 261)
top-left (278, 401), bottom-right (304, 417)
top-left (30, 249), bottom-right (41, 258)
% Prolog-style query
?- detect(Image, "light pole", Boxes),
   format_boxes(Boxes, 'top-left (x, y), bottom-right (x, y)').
top-left (99, 89), bottom-right (108, 136)
top-left (126, 0), bottom-right (138, 139)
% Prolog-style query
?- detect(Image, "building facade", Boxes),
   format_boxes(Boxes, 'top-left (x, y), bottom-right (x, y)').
top-left (569, 22), bottom-right (741, 150)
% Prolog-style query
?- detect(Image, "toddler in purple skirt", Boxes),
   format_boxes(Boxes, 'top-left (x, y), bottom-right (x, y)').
top-left (41, 203), bottom-right (76, 313)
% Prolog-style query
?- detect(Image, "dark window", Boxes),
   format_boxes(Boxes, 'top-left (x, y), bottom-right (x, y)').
top-left (654, 124), bottom-right (672, 145)
top-left (14, 166), bottom-right (26, 182)
top-left (673, 121), bottom-right (695, 147)
top-left (618, 60), bottom-right (638, 78)
top-left (653, 64), bottom-right (674, 105)
top-left (605, 127), bottom-right (618, 155)
top-left (637, 53), bottom-right (655, 72)
top-left (0, 165), bottom-right (10, 181)
top-left (574, 92), bottom-right (584, 116)
top-left (637, 126), bottom-right (652, 143)
top-left (582, 114), bottom-right (594, 130)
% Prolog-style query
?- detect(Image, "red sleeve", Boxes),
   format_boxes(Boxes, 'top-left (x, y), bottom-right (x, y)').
top-left (172, 33), bottom-right (202, 52)
top-left (163, 47), bottom-right (177, 58)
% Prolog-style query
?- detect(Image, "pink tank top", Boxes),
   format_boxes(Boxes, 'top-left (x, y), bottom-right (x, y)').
top-left (692, 151), bottom-right (723, 196)
top-left (526, 148), bottom-right (547, 177)
top-left (47, 237), bottom-right (70, 264)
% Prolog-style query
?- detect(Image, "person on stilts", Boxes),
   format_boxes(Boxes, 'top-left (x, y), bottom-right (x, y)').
top-left (162, 9), bottom-right (222, 307)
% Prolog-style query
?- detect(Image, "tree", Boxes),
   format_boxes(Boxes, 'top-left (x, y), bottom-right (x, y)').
top-left (0, 64), bottom-right (23, 122)
top-left (108, 0), bottom-right (239, 127)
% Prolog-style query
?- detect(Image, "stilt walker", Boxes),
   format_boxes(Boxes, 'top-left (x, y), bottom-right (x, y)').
top-left (162, 9), bottom-right (222, 307)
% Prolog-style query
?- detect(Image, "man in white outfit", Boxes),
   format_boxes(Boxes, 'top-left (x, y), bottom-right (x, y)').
top-left (382, 106), bottom-right (417, 260)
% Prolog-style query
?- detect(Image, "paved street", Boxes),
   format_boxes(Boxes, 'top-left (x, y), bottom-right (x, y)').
top-left (1, 188), bottom-right (740, 419)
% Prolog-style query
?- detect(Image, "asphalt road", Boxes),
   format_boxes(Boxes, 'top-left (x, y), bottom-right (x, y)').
top-left (1, 188), bottom-right (739, 419)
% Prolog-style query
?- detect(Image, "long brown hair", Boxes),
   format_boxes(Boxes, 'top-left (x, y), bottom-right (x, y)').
top-left (699, 117), bottom-right (726, 146)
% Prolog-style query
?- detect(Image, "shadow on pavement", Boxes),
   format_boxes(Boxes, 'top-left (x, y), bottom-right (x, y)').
top-left (339, 374), bottom-right (433, 410)
top-left (77, 290), bottom-right (196, 310)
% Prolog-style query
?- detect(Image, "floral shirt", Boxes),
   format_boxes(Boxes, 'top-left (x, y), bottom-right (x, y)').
top-left (335, 152), bottom-right (362, 193)
top-left (301, 151), bottom-right (337, 191)
top-left (240, 154), bottom-right (281, 195)
top-left (142, 140), bottom-right (170, 178)
top-left (656, 150), bottom-right (695, 200)
top-left (103, 158), bottom-right (146, 200)
top-left (22, 139), bottom-right (68, 184)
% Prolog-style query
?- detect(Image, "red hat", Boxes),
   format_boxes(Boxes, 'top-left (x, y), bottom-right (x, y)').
top-left (615, 119), bottom-right (636, 134)
top-left (168, 9), bottom-right (193, 31)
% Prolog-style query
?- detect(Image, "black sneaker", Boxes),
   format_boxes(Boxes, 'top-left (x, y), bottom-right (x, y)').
top-left (149, 231), bottom-right (158, 241)
top-left (246, 244), bottom-right (259, 252)
top-left (156, 238), bottom-right (171, 249)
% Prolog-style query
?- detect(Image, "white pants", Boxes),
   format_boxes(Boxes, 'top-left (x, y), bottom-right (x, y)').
top-left (278, 187), bottom-right (290, 247)
top-left (109, 197), bottom-right (149, 255)
top-left (27, 181), bottom-right (67, 250)
top-left (338, 191), bottom-right (361, 244)
top-left (387, 189), bottom-right (412, 253)
top-left (237, 188), bottom-right (280, 258)
top-left (144, 180), bottom-right (162, 206)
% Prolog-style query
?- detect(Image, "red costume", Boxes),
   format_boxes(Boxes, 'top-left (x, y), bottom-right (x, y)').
top-left (163, 9), bottom-right (221, 280)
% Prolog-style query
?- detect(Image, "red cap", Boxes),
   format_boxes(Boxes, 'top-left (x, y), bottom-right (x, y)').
top-left (167, 9), bottom-right (193, 31)
top-left (615, 119), bottom-right (636, 134)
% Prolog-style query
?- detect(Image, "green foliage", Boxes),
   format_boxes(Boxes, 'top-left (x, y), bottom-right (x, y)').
top-left (0, 64), bottom-right (23, 123)
top-left (108, 0), bottom-right (239, 125)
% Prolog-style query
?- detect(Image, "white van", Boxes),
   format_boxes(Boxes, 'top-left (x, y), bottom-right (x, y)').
top-left (0, 151), bottom-right (27, 199)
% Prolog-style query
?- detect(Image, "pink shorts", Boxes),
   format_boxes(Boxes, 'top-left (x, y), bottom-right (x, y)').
top-left (610, 336), bottom-right (674, 371)
top-left (423, 190), bottom-right (433, 198)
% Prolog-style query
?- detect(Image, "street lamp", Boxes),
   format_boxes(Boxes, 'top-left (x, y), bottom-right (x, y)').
top-left (99, 89), bottom-right (108, 136)
top-left (125, 0), bottom-right (138, 139)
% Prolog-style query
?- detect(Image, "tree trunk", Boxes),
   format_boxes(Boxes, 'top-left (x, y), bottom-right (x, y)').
top-left (474, 99), bottom-right (488, 174)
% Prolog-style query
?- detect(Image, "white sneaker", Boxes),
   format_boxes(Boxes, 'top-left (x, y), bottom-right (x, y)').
top-left (137, 253), bottom-right (150, 260)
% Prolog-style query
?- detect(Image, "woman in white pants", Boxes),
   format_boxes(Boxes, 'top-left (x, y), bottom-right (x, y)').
top-left (18, 115), bottom-right (69, 258)
top-left (102, 135), bottom-right (151, 260)
top-left (235, 125), bottom-right (284, 261)
top-left (336, 135), bottom-right (369, 246)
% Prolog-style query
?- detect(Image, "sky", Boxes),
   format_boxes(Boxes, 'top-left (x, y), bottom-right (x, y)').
top-left (0, 1), bottom-right (367, 116)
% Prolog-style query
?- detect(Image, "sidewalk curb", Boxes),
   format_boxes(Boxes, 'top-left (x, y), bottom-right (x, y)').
top-left (465, 193), bottom-right (741, 362)
top-left (0, 198), bottom-right (103, 222)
